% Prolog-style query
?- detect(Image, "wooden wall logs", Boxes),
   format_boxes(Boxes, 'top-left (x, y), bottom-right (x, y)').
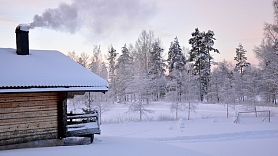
top-left (0, 92), bottom-right (66, 146)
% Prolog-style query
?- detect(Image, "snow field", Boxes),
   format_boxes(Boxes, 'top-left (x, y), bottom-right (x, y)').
top-left (1, 102), bottom-right (278, 156)
top-left (92, 102), bottom-right (278, 156)
top-left (98, 102), bottom-right (278, 156)
top-left (99, 102), bottom-right (278, 124)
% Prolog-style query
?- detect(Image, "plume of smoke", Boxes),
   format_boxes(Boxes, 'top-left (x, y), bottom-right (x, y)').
top-left (29, 0), bottom-right (156, 34)
top-left (30, 2), bottom-right (79, 33)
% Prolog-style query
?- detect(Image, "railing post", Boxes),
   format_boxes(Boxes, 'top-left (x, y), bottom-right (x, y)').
top-left (97, 110), bottom-right (100, 127)
top-left (69, 111), bottom-right (73, 124)
top-left (269, 111), bottom-right (270, 123)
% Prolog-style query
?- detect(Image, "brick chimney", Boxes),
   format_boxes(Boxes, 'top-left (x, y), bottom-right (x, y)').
top-left (15, 24), bottom-right (29, 55)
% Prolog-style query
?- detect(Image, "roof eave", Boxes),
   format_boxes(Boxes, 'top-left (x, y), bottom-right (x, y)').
top-left (0, 87), bottom-right (109, 94)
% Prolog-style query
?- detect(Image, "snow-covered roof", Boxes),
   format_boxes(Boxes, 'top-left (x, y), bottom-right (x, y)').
top-left (0, 48), bottom-right (108, 93)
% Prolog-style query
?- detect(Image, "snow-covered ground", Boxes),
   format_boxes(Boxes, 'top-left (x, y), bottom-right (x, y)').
top-left (1, 102), bottom-right (278, 156)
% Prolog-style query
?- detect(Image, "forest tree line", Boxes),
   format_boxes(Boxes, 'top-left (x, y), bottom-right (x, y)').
top-left (67, 1), bottom-right (278, 121)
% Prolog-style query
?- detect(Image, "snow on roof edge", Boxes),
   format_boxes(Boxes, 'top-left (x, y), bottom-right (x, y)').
top-left (0, 86), bottom-right (108, 94)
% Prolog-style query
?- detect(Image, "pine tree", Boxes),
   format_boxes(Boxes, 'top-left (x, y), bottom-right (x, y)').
top-left (107, 46), bottom-right (117, 79)
top-left (107, 46), bottom-right (118, 103)
top-left (148, 42), bottom-right (167, 100)
top-left (188, 28), bottom-right (219, 102)
top-left (115, 44), bottom-right (134, 103)
top-left (168, 37), bottom-right (186, 74)
top-left (166, 37), bottom-right (187, 120)
top-left (234, 43), bottom-right (250, 75)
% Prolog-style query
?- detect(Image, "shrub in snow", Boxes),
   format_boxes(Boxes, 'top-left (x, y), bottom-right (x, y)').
top-left (202, 115), bottom-right (212, 119)
top-left (234, 111), bottom-right (238, 117)
top-left (167, 125), bottom-right (173, 130)
top-left (211, 118), bottom-right (217, 123)
top-left (178, 118), bottom-right (185, 129)
top-left (233, 116), bottom-right (238, 123)
top-left (157, 115), bottom-right (175, 121)
top-left (233, 111), bottom-right (239, 123)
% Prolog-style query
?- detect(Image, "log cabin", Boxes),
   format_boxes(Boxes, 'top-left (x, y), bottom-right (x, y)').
top-left (0, 25), bottom-right (108, 150)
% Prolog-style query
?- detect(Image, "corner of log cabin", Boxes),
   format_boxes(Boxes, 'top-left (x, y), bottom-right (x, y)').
top-left (67, 92), bottom-right (85, 99)
top-left (0, 92), bottom-right (67, 147)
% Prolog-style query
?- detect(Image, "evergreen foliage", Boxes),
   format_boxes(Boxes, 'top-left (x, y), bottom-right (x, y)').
top-left (67, 3), bottom-right (278, 121)
top-left (107, 45), bottom-right (118, 103)
top-left (115, 44), bottom-right (134, 103)
top-left (166, 37), bottom-right (187, 119)
top-left (188, 28), bottom-right (219, 101)
top-left (148, 42), bottom-right (167, 100)
top-left (234, 43), bottom-right (250, 75)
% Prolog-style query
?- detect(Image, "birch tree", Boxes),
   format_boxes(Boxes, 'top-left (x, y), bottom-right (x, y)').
top-left (134, 30), bottom-right (155, 74)
top-left (254, 0), bottom-right (278, 105)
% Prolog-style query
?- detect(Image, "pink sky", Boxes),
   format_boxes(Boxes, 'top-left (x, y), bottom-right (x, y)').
top-left (0, 0), bottom-right (273, 65)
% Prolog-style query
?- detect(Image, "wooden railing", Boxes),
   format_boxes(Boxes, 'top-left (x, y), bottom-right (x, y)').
top-left (67, 111), bottom-right (99, 125)
top-left (66, 111), bottom-right (100, 143)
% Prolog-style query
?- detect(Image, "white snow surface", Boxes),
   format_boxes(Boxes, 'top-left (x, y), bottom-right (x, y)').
top-left (0, 48), bottom-right (108, 91)
top-left (1, 103), bottom-right (278, 156)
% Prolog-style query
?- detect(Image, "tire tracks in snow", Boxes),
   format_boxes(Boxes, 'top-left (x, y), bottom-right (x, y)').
top-left (149, 130), bottom-right (278, 143)
top-left (119, 128), bottom-right (158, 137)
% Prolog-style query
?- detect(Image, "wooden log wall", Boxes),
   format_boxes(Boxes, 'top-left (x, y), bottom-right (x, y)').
top-left (0, 92), bottom-right (66, 146)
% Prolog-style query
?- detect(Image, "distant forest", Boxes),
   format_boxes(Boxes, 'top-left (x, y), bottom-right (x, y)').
top-left (67, 0), bottom-right (278, 121)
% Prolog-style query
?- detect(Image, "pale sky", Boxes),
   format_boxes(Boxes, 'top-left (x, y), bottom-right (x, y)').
top-left (0, 0), bottom-right (273, 65)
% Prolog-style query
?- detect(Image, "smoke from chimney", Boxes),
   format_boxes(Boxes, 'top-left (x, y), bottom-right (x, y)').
top-left (29, 0), bottom-right (156, 34)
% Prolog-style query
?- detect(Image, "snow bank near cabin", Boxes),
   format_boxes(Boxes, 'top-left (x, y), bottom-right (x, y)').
top-left (0, 137), bottom-right (208, 156)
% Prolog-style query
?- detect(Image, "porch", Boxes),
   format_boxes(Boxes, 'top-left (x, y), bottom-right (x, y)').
top-left (66, 110), bottom-right (100, 143)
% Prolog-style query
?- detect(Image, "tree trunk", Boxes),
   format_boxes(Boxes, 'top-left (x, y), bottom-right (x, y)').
top-left (140, 107), bottom-right (142, 121)
top-left (176, 107), bottom-right (178, 120)
top-left (99, 111), bottom-right (102, 125)
top-left (188, 103), bottom-right (191, 120)
top-left (199, 62), bottom-right (203, 102)
top-left (226, 103), bottom-right (229, 118)
top-left (255, 106), bottom-right (257, 117)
